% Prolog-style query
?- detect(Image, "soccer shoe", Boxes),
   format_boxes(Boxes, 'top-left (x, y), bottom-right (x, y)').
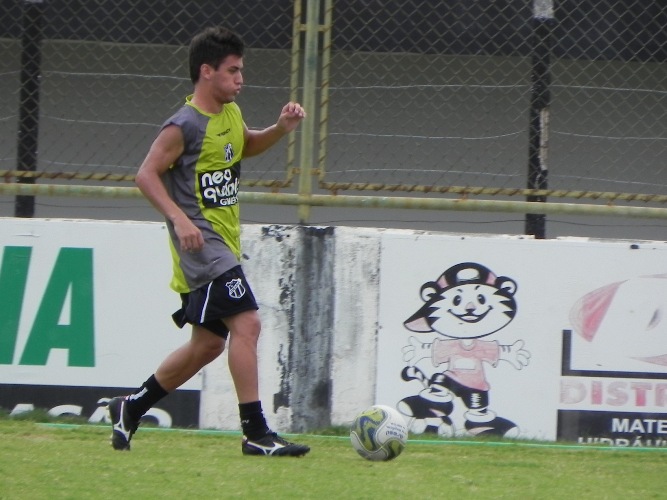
top-left (107, 396), bottom-right (139, 451)
top-left (242, 432), bottom-right (310, 457)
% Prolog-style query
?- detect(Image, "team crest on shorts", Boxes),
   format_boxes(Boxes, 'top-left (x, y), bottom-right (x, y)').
top-left (226, 278), bottom-right (246, 299)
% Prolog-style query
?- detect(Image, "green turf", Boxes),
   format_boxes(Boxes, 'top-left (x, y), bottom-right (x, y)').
top-left (1, 419), bottom-right (667, 499)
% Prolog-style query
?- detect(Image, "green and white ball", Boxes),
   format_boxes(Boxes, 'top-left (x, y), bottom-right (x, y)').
top-left (350, 405), bottom-right (408, 461)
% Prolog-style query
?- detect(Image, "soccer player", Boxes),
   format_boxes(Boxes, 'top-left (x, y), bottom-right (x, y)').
top-left (107, 26), bottom-right (310, 457)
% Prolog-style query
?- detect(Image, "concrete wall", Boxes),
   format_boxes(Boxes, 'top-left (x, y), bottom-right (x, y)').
top-left (3, 217), bottom-right (667, 447)
top-left (200, 225), bottom-right (381, 432)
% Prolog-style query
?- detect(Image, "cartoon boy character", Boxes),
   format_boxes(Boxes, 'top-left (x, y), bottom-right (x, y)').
top-left (399, 262), bottom-right (530, 437)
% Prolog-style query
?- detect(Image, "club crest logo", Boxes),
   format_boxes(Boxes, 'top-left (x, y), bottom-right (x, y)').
top-left (224, 143), bottom-right (234, 163)
top-left (226, 278), bottom-right (246, 299)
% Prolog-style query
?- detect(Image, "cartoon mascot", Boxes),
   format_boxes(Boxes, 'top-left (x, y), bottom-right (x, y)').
top-left (399, 262), bottom-right (530, 437)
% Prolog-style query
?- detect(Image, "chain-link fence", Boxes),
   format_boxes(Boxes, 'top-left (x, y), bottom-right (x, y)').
top-left (0, 0), bottom-right (296, 186)
top-left (324, 1), bottom-right (666, 193)
top-left (1, 0), bottom-right (666, 235)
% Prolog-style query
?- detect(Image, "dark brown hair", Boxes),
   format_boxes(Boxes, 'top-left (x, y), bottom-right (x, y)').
top-left (188, 27), bottom-right (244, 84)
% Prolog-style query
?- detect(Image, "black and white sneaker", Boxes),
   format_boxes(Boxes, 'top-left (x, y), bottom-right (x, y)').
top-left (107, 396), bottom-right (139, 451)
top-left (242, 432), bottom-right (310, 457)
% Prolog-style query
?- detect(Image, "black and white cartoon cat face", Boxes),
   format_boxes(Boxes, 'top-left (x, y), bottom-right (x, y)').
top-left (404, 262), bottom-right (518, 340)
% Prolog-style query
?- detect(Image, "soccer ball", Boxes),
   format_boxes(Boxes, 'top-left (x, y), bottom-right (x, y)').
top-left (350, 405), bottom-right (408, 461)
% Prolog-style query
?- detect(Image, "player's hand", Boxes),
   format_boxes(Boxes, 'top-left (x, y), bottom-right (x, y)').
top-left (276, 102), bottom-right (306, 134)
top-left (173, 215), bottom-right (204, 253)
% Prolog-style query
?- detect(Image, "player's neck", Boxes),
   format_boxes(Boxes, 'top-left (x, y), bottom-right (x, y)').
top-left (190, 92), bottom-right (224, 115)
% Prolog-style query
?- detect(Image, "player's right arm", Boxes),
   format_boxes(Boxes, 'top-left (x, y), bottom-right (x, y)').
top-left (135, 125), bottom-right (204, 252)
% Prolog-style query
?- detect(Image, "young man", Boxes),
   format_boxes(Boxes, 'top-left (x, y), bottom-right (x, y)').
top-left (107, 27), bottom-right (310, 457)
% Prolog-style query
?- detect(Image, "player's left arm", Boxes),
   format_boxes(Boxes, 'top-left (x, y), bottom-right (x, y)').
top-left (243, 102), bottom-right (306, 158)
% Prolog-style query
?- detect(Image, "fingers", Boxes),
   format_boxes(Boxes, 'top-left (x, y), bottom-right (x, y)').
top-left (176, 225), bottom-right (204, 253)
top-left (276, 102), bottom-right (306, 134)
top-left (181, 233), bottom-right (204, 253)
top-left (283, 101), bottom-right (306, 118)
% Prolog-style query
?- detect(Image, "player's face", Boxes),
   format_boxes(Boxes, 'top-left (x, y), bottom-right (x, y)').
top-left (209, 55), bottom-right (244, 104)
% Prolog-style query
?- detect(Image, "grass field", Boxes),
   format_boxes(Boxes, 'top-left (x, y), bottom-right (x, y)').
top-left (2, 417), bottom-right (667, 499)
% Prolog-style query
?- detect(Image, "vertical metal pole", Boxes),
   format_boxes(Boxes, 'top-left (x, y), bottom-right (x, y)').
top-left (317, 0), bottom-right (333, 183)
top-left (525, 1), bottom-right (554, 239)
top-left (297, 0), bottom-right (321, 223)
top-left (287, 0), bottom-right (303, 184)
top-left (15, 0), bottom-right (45, 218)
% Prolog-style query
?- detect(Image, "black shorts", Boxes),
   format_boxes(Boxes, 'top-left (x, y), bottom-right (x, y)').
top-left (171, 265), bottom-right (258, 339)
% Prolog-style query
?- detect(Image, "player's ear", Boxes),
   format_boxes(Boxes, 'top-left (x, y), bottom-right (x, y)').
top-left (200, 63), bottom-right (213, 80)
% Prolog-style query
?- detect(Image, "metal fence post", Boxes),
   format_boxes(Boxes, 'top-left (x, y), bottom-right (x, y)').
top-left (15, 0), bottom-right (45, 218)
top-left (297, 0), bottom-right (321, 223)
top-left (525, 0), bottom-right (554, 239)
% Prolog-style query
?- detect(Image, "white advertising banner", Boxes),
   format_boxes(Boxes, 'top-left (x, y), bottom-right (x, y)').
top-left (0, 218), bottom-right (198, 391)
top-left (377, 232), bottom-right (667, 444)
top-left (4, 218), bottom-right (667, 441)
